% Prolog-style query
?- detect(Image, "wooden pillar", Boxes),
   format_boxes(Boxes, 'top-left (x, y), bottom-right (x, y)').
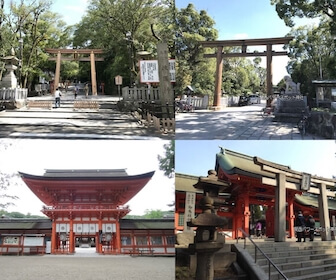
top-left (318, 183), bottom-right (331, 241)
top-left (51, 220), bottom-right (57, 253)
top-left (288, 195), bottom-right (295, 238)
top-left (69, 218), bottom-right (74, 253)
top-left (243, 192), bottom-right (250, 235)
top-left (54, 51), bottom-right (61, 94)
top-left (90, 51), bottom-right (97, 95)
top-left (115, 220), bottom-right (121, 254)
top-left (157, 43), bottom-right (174, 105)
top-left (213, 46), bottom-right (223, 109)
top-left (98, 218), bottom-right (102, 253)
top-left (266, 44), bottom-right (273, 107)
top-left (275, 173), bottom-right (286, 242)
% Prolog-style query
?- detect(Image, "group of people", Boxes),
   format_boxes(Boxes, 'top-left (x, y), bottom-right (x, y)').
top-left (295, 211), bottom-right (316, 242)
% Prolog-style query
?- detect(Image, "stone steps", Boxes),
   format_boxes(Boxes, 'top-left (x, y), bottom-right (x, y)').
top-left (245, 241), bottom-right (336, 280)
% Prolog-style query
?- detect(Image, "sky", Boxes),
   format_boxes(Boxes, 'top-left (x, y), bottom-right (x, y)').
top-left (176, 0), bottom-right (320, 84)
top-left (176, 140), bottom-right (336, 179)
top-left (0, 139), bottom-right (174, 217)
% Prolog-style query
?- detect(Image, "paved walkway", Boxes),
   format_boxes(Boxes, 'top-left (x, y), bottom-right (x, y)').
top-left (0, 92), bottom-right (172, 139)
top-left (176, 101), bottom-right (323, 140)
top-left (0, 254), bottom-right (174, 280)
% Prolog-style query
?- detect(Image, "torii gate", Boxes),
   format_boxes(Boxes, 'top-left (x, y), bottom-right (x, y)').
top-left (200, 37), bottom-right (294, 108)
top-left (46, 49), bottom-right (104, 95)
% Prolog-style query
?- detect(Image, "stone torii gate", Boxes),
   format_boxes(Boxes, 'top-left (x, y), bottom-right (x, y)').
top-left (200, 37), bottom-right (293, 108)
top-left (46, 49), bottom-right (104, 95)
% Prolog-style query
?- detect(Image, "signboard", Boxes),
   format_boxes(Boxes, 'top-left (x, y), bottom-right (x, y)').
top-left (23, 237), bottom-right (44, 246)
top-left (115, 75), bottom-right (123, 85)
top-left (301, 173), bottom-right (311, 191)
top-left (3, 236), bottom-right (20, 245)
top-left (184, 192), bottom-right (196, 232)
top-left (140, 60), bottom-right (176, 83)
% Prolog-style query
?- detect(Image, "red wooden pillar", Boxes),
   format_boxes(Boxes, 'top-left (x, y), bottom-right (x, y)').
top-left (69, 218), bottom-right (74, 253)
top-left (288, 195), bottom-right (295, 238)
top-left (116, 220), bottom-right (121, 253)
top-left (243, 192), bottom-right (250, 235)
top-left (98, 218), bottom-right (102, 253)
top-left (51, 220), bottom-right (56, 253)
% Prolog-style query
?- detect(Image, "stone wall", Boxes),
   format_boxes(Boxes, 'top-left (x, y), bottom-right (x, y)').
top-left (308, 111), bottom-right (336, 139)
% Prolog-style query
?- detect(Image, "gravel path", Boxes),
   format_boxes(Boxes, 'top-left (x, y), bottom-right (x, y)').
top-left (0, 255), bottom-right (175, 280)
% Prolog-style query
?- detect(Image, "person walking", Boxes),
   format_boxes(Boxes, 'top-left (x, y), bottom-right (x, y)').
top-left (74, 84), bottom-right (78, 99)
top-left (295, 211), bottom-right (306, 242)
top-left (54, 87), bottom-right (61, 108)
top-left (255, 221), bottom-right (262, 238)
top-left (85, 83), bottom-right (89, 98)
top-left (306, 215), bottom-right (315, 241)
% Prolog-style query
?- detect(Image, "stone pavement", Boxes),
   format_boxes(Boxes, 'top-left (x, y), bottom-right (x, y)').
top-left (176, 101), bottom-right (323, 140)
top-left (0, 92), bottom-right (172, 140)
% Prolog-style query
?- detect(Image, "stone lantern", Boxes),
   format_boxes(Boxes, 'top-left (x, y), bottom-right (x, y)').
top-left (0, 48), bottom-right (19, 89)
top-left (187, 170), bottom-right (228, 280)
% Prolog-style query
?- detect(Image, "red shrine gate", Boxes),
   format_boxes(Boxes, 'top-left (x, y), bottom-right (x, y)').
top-left (19, 169), bottom-right (154, 254)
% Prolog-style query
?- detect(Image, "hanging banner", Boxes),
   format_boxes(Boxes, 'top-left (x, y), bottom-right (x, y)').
top-left (140, 60), bottom-right (176, 83)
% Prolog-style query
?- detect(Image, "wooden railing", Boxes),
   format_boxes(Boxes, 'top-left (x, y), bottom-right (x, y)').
top-left (27, 100), bottom-right (53, 109)
top-left (73, 100), bottom-right (99, 110)
top-left (237, 228), bottom-right (288, 280)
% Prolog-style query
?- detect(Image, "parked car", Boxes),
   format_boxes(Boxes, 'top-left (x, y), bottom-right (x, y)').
top-left (238, 95), bottom-right (249, 106)
top-left (249, 94), bottom-right (261, 104)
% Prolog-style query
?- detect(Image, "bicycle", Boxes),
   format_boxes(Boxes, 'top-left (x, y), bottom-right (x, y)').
top-left (261, 106), bottom-right (274, 117)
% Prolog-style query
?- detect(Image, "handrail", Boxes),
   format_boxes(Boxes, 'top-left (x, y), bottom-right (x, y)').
top-left (237, 228), bottom-right (288, 280)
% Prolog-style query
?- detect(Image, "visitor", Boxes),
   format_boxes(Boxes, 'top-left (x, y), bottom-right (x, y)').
top-left (54, 87), bottom-right (61, 108)
top-left (295, 211), bottom-right (306, 242)
top-left (255, 221), bottom-right (262, 238)
top-left (306, 215), bottom-right (315, 241)
top-left (85, 84), bottom-right (89, 98)
top-left (74, 84), bottom-right (78, 99)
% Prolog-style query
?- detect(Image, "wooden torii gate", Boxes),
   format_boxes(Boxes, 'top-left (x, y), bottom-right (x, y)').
top-left (46, 49), bottom-right (104, 95)
top-left (200, 37), bottom-right (293, 108)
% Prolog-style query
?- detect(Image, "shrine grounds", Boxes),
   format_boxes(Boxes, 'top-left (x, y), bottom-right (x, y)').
top-left (0, 254), bottom-right (175, 280)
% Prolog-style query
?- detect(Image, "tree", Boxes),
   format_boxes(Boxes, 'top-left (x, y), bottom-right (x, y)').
top-left (175, 3), bottom-right (218, 96)
top-left (284, 22), bottom-right (336, 100)
top-left (143, 209), bottom-right (164, 219)
top-left (73, 0), bottom-right (172, 92)
top-left (158, 140), bottom-right (174, 179)
top-left (271, 0), bottom-right (336, 34)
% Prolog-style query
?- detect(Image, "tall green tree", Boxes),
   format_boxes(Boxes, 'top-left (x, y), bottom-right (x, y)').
top-left (73, 0), bottom-right (173, 92)
top-left (3, 0), bottom-right (72, 89)
top-left (158, 140), bottom-right (174, 179)
top-left (175, 3), bottom-right (218, 96)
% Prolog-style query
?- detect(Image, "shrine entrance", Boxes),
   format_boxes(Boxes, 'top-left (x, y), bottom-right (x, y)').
top-left (46, 48), bottom-right (104, 95)
top-left (200, 37), bottom-right (293, 108)
top-left (19, 169), bottom-right (155, 254)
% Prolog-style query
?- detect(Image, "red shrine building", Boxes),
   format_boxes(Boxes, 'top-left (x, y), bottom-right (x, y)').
top-left (176, 148), bottom-right (336, 241)
top-left (0, 169), bottom-right (174, 255)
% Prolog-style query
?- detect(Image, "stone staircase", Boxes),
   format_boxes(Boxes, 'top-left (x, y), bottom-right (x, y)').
top-left (245, 240), bottom-right (336, 280)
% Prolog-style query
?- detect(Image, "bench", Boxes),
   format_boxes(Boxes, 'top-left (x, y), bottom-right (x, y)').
top-left (73, 100), bottom-right (99, 110)
top-left (27, 100), bottom-right (52, 110)
top-left (137, 248), bottom-right (154, 256)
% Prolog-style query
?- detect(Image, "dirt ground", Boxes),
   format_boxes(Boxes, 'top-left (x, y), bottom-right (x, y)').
top-left (0, 255), bottom-right (175, 280)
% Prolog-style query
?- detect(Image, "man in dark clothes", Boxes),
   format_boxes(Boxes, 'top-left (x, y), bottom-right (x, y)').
top-left (306, 215), bottom-right (315, 241)
top-left (295, 211), bottom-right (306, 242)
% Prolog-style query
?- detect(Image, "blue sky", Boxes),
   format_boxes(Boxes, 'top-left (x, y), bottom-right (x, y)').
top-left (176, 140), bottom-right (336, 179)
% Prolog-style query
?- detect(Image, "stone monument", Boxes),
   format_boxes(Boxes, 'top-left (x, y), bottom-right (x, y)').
top-left (274, 75), bottom-right (308, 122)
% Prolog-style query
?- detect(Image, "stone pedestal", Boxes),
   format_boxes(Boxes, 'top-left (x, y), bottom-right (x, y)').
top-left (274, 95), bottom-right (308, 122)
top-left (1, 63), bottom-right (18, 89)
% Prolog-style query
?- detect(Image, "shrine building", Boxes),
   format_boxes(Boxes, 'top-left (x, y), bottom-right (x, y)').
top-left (175, 148), bottom-right (336, 241)
top-left (0, 169), bottom-right (174, 255)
